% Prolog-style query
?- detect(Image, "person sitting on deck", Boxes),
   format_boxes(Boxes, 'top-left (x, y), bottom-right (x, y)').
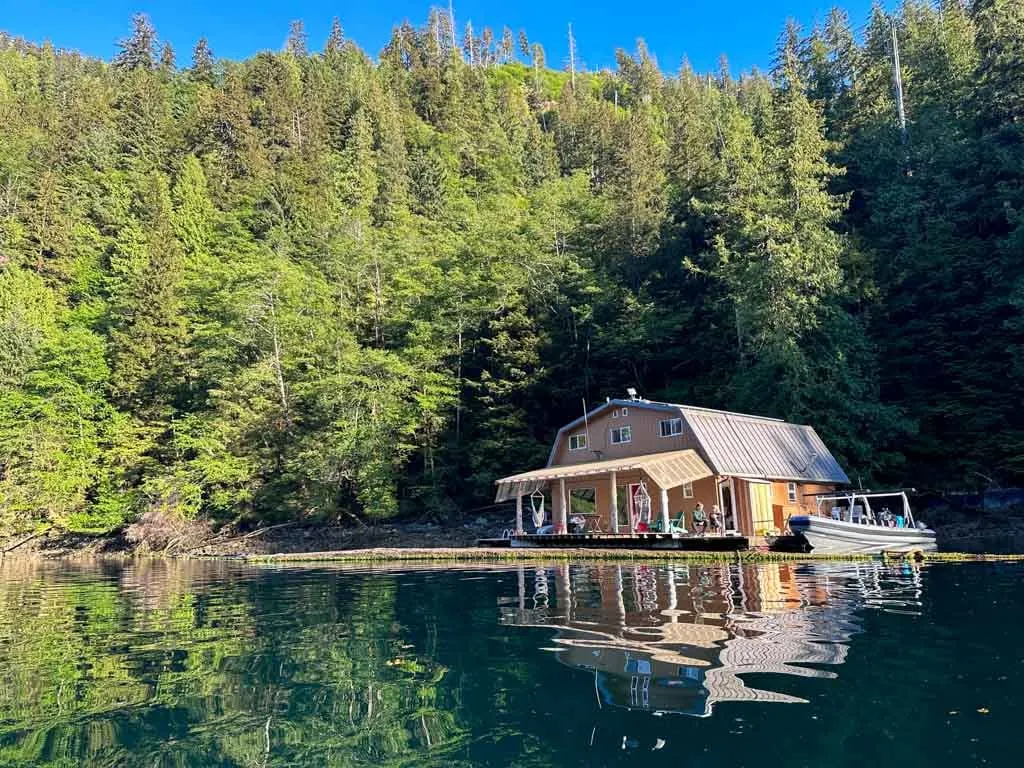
top-left (691, 503), bottom-right (708, 535)
top-left (709, 504), bottom-right (723, 535)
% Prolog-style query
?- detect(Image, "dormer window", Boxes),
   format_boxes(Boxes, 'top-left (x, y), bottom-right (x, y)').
top-left (569, 433), bottom-right (587, 451)
top-left (609, 426), bottom-right (632, 445)
top-left (659, 418), bottom-right (682, 437)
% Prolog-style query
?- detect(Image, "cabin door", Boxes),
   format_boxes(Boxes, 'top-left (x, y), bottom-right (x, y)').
top-left (748, 481), bottom-right (774, 535)
top-left (720, 484), bottom-right (734, 531)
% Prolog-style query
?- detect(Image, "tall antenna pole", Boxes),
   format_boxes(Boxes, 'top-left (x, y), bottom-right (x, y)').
top-left (568, 23), bottom-right (576, 90)
top-left (890, 20), bottom-right (907, 144)
top-left (448, 1), bottom-right (457, 54)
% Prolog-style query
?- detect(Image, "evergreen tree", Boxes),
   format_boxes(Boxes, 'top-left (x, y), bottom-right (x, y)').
top-left (160, 41), bottom-right (175, 70)
top-left (190, 37), bottom-right (214, 83)
top-left (3, 4), bottom-right (1024, 535)
top-left (113, 13), bottom-right (158, 70)
top-left (326, 17), bottom-right (345, 55)
top-left (286, 19), bottom-right (308, 58)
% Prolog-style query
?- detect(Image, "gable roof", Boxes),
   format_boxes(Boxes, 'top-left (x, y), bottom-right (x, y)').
top-left (677, 405), bottom-right (850, 484)
top-left (548, 399), bottom-right (849, 484)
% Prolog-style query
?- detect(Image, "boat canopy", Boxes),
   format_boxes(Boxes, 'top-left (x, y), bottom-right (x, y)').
top-left (494, 449), bottom-right (713, 502)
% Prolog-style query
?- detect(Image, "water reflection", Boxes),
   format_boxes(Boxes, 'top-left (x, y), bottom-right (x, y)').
top-left (500, 562), bottom-right (923, 718)
top-left (0, 558), bottom-right (937, 766)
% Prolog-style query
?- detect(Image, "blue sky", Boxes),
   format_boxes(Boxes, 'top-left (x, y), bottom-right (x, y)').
top-left (3, 1), bottom-right (891, 74)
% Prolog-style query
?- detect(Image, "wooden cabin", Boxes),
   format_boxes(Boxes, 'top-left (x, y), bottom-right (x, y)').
top-left (495, 395), bottom-right (849, 538)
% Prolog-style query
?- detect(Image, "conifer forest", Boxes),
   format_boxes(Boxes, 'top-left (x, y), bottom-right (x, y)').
top-left (0, 2), bottom-right (1022, 534)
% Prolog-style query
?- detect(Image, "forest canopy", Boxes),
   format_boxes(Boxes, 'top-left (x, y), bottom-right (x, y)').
top-left (0, 1), bottom-right (1022, 533)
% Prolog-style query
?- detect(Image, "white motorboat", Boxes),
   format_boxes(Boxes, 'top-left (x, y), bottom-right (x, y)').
top-left (788, 491), bottom-right (937, 555)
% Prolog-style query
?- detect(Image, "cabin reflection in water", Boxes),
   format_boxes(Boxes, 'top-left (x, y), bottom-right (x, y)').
top-left (500, 563), bottom-right (922, 718)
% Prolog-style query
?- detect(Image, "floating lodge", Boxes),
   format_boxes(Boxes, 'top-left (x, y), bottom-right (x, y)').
top-left (492, 394), bottom-right (850, 550)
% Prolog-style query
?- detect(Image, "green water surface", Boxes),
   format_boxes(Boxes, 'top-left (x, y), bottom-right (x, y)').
top-left (0, 559), bottom-right (1019, 766)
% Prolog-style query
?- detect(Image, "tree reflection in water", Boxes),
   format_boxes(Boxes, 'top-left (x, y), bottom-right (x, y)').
top-left (0, 559), bottom-right (466, 767)
top-left (0, 558), bottom-right (927, 766)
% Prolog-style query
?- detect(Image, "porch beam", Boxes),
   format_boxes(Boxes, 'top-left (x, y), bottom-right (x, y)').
top-left (558, 478), bottom-right (568, 534)
top-left (515, 494), bottom-right (524, 535)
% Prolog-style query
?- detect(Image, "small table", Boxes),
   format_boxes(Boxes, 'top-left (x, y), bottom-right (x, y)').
top-left (577, 513), bottom-right (603, 533)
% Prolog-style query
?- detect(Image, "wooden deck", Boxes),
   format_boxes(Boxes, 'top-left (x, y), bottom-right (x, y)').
top-left (477, 533), bottom-right (749, 551)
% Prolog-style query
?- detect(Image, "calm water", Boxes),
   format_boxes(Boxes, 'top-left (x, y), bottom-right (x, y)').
top-left (0, 559), bottom-right (1020, 767)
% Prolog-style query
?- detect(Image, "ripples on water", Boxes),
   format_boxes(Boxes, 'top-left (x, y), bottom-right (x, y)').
top-left (0, 558), bottom-right (1019, 766)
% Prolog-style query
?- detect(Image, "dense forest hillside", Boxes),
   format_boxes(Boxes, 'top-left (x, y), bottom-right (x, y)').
top-left (1, 1), bottom-right (1022, 533)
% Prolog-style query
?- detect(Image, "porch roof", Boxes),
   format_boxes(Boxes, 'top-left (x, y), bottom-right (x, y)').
top-left (494, 449), bottom-right (713, 502)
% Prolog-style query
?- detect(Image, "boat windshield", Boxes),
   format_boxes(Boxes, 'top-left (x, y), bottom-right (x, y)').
top-left (814, 492), bottom-right (916, 529)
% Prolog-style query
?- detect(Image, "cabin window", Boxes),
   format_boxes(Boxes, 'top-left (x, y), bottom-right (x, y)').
top-left (622, 407), bottom-right (629, 416)
top-left (659, 418), bottom-right (683, 437)
top-left (787, 482), bottom-right (798, 503)
top-left (568, 433), bottom-right (587, 451)
top-left (570, 487), bottom-right (596, 515)
top-left (609, 426), bottom-right (632, 445)
top-left (682, 482), bottom-right (694, 499)
top-left (612, 409), bottom-right (620, 419)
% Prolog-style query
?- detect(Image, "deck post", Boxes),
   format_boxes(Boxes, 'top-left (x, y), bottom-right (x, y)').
top-left (515, 494), bottom-right (524, 535)
top-left (558, 478), bottom-right (568, 534)
top-left (660, 487), bottom-right (670, 532)
top-left (608, 471), bottom-right (619, 533)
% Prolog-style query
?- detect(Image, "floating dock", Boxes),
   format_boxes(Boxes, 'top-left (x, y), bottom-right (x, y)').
top-left (477, 533), bottom-right (749, 551)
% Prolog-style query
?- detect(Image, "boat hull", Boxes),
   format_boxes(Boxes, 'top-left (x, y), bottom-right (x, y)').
top-left (788, 515), bottom-right (937, 554)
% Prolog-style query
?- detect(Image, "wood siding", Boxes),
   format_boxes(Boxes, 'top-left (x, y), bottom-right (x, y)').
top-left (552, 405), bottom-right (694, 466)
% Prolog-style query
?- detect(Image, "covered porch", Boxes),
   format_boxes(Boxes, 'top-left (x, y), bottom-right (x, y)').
top-left (494, 450), bottom-right (715, 535)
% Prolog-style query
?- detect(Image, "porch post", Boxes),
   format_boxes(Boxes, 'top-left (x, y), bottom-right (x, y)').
top-left (716, 477), bottom-right (725, 524)
top-left (614, 565), bottom-right (626, 627)
top-left (558, 478), bottom-right (568, 534)
top-left (729, 477), bottom-right (738, 534)
top-left (517, 565), bottom-right (525, 612)
top-left (515, 494), bottom-right (524, 535)
top-left (660, 487), bottom-right (670, 532)
top-left (608, 471), bottom-right (619, 533)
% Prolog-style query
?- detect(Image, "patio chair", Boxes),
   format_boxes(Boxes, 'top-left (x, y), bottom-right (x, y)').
top-left (650, 512), bottom-right (687, 535)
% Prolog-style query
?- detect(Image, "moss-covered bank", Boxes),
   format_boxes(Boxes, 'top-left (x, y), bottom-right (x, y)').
top-left (237, 547), bottom-right (1024, 565)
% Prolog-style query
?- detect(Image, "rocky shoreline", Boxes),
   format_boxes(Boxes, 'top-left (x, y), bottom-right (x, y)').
top-left (3, 514), bottom-right (1024, 562)
top-left (0, 520), bottom-right (504, 559)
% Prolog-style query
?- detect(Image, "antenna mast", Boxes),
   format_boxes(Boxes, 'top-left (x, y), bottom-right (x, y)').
top-left (448, 1), bottom-right (457, 54)
top-left (890, 20), bottom-right (907, 144)
top-left (568, 23), bottom-right (576, 90)
top-left (582, 398), bottom-right (592, 455)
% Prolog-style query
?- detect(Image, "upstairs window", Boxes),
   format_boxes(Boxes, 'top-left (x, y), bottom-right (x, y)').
top-left (682, 481), bottom-right (694, 499)
top-left (612, 408), bottom-right (620, 418)
top-left (609, 426), bottom-right (632, 445)
top-left (787, 482), bottom-right (798, 503)
top-left (659, 418), bottom-right (683, 437)
top-left (569, 433), bottom-right (587, 451)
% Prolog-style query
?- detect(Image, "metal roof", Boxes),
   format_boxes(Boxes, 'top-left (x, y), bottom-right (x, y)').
top-left (495, 449), bottom-right (713, 502)
top-left (544, 396), bottom-right (849, 484)
top-left (678, 406), bottom-right (850, 484)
